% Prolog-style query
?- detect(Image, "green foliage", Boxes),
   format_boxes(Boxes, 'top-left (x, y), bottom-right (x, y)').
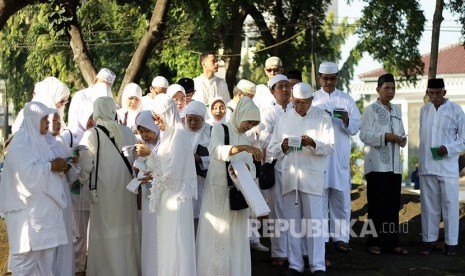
top-left (356, 0), bottom-right (426, 82)
top-left (448, 0), bottom-right (465, 39)
top-left (350, 143), bottom-right (365, 184)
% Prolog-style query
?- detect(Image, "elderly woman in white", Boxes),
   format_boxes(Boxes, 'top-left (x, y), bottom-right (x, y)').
top-left (146, 93), bottom-right (197, 276)
top-left (359, 73), bottom-right (408, 256)
top-left (0, 101), bottom-right (69, 275)
top-left (196, 97), bottom-right (263, 276)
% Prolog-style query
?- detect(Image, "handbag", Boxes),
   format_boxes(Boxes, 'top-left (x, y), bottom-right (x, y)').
top-left (259, 159), bottom-right (277, 190)
top-left (221, 124), bottom-right (249, 211)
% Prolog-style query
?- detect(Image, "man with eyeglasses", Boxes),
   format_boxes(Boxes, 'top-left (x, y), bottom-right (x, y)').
top-left (253, 56), bottom-right (284, 112)
top-left (311, 62), bottom-right (361, 255)
top-left (142, 76), bottom-right (169, 110)
top-left (192, 51), bottom-right (230, 105)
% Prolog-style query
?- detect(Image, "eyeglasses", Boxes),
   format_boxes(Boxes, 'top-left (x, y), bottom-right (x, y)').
top-left (173, 95), bottom-right (186, 103)
top-left (321, 76), bottom-right (338, 82)
top-left (266, 68), bottom-right (280, 73)
top-left (58, 99), bottom-right (69, 105)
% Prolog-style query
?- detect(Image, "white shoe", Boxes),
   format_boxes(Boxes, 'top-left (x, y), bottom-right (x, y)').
top-left (250, 242), bottom-right (269, 252)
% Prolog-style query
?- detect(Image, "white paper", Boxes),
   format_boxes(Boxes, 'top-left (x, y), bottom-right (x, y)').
top-left (126, 178), bottom-right (141, 194)
top-left (231, 161), bottom-right (270, 217)
top-left (288, 136), bottom-right (302, 148)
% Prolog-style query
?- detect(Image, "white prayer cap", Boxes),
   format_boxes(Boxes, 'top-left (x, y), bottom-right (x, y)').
top-left (318, 62), bottom-right (338, 74)
top-left (265, 56), bottom-right (282, 68)
top-left (167, 84), bottom-right (186, 98)
top-left (267, 74), bottom-right (288, 89)
top-left (292, 82), bottom-right (313, 99)
top-left (151, 76), bottom-right (169, 88)
top-left (236, 79), bottom-right (256, 96)
top-left (96, 68), bottom-right (116, 84)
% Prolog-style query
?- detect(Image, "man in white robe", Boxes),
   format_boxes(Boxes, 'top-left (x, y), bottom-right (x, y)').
top-left (78, 97), bottom-right (140, 276)
top-left (192, 51), bottom-right (230, 105)
top-left (311, 62), bottom-right (361, 252)
top-left (258, 74), bottom-right (294, 265)
top-left (253, 56), bottom-right (283, 112)
top-left (268, 83), bottom-right (334, 275)
top-left (419, 78), bottom-right (465, 256)
top-left (141, 76), bottom-right (169, 110)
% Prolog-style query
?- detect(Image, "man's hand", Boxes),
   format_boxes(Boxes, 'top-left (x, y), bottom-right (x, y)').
top-left (281, 138), bottom-right (290, 153)
top-left (437, 145), bottom-right (448, 156)
top-left (301, 135), bottom-right (316, 148)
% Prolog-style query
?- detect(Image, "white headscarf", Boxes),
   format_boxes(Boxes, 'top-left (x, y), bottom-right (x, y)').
top-left (119, 82), bottom-right (143, 128)
top-left (135, 110), bottom-right (160, 148)
top-left (149, 94), bottom-right (197, 212)
top-left (91, 82), bottom-right (113, 102)
top-left (230, 97), bottom-right (260, 133)
top-left (93, 97), bottom-right (122, 148)
top-left (0, 102), bottom-right (66, 215)
top-left (206, 96), bottom-right (227, 125)
top-left (183, 101), bottom-right (210, 152)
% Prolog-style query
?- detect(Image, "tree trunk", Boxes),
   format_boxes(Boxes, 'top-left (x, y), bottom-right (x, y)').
top-left (65, 0), bottom-right (96, 86)
top-left (0, 0), bottom-right (40, 30)
top-left (428, 0), bottom-right (444, 79)
top-left (223, 8), bottom-right (247, 95)
top-left (117, 0), bottom-right (171, 102)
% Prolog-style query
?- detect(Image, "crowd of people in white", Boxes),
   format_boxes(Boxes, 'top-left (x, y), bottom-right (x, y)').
top-left (0, 52), bottom-right (464, 276)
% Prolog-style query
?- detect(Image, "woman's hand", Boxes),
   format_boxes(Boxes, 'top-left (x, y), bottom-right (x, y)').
top-left (138, 171), bottom-right (153, 184)
top-left (135, 143), bottom-right (151, 157)
top-left (245, 145), bottom-right (263, 161)
top-left (51, 158), bottom-right (68, 173)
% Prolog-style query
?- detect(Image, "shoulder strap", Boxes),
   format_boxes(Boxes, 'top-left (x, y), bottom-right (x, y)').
top-left (227, 106), bottom-right (234, 113)
top-left (222, 124), bottom-right (234, 187)
top-left (90, 127), bottom-right (100, 191)
top-left (95, 125), bottom-right (133, 175)
top-left (67, 129), bottom-right (73, 147)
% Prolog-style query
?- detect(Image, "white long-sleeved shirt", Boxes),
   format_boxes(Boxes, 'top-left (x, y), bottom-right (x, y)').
top-left (253, 84), bottom-right (276, 112)
top-left (192, 74), bottom-right (230, 105)
top-left (268, 107), bottom-right (334, 196)
top-left (359, 101), bottom-right (406, 175)
top-left (419, 100), bottom-right (465, 177)
top-left (312, 89), bottom-right (361, 190)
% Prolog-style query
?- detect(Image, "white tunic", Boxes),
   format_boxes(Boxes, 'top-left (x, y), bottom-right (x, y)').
top-left (192, 74), bottom-right (230, 104)
top-left (253, 84), bottom-right (276, 112)
top-left (359, 101), bottom-right (406, 175)
top-left (419, 100), bottom-right (465, 177)
top-left (312, 88), bottom-right (361, 191)
top-left (196, 122), bottom-right (255, 276)
top-left (78, 125), bottom-right (140, 276)
top-left (268, 107), bottom-right (334, 196)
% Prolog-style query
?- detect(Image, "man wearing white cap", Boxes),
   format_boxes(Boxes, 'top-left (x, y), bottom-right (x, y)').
top-left (225, 79), bottom-right (256, 120)
top-left (192, 51), bottom-right (230, 105)
top-left (268, 82), bottom-right (334, 276)
top-left (253, 56), bottom-right (284, 112)
top-left (312, 62), bottom-right (361, 254)
top-left (257, 74), bottom-right (293, 266)
top-left (142, 76), bottom-right (169, 110)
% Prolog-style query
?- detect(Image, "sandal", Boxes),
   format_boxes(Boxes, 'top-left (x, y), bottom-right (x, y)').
top-left (391, 246), bottom-right (408, 255)
top-left (368, 246), bottom-right (381, 255)
top-left (271, 257), bottom-right (288, 267)
top-left (420, 241), bottom-right (441, 255)
top-left (445, 244), bottom-right (457, 256)
top-left (334, 241), bottom-right (352, 253)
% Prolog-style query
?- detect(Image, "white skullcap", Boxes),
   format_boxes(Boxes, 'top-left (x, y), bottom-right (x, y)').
top-left (151, 76), bottom-right (169, 88)
top-left (265, 56), bottom-right (282, 68)
top-left (292, 82), bottom-right (313, 99)
top-left (267, 74), bottom-right (289, 89)
top-left (318, 62), bottom-right (338, 74)
top-left (167, 84), bottom-right (186, 98)
top-left (96, 68), bottom-right (116, 84)
top-left (236, 79), bottom-right (256, 96)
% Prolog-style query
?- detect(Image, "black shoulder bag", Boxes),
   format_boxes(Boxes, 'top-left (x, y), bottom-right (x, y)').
top-left (222, 124), bottom-right (249, 211)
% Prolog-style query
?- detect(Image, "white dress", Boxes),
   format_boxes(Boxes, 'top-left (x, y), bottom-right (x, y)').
top-left (196, 122), bottom-right (255, 276)
top-left (78, 125), bottom-right (140, 276)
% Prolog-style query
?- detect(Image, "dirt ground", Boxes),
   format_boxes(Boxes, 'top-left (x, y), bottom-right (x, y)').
top-left (1, 184), bottom-right (464, 275)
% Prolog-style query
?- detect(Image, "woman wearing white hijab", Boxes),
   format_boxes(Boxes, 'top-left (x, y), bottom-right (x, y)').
top-left (117, 82), bottom-right (143, 132)
top-left (147, 93), bottom-right (197, 276)
top-left (78, 97), bottom-right (140, 276)
top-left (206, 96), bottom-right (229, 125)
top-left (11, 77), bottom-right (70, 134)
top-left (196, 97), bottom-right (263, 276)
top-left (183, 100), bottom-right (211, 226)
top-left (0, 101), bottom-right (69, 275)
top-left (166, 83), bottom-right (187, 118)
top-left (134, 110), bottom-right (160, 276)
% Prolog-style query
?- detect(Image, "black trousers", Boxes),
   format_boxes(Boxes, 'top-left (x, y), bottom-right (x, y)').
top-left (365, 171), bottom-right (402, 250)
